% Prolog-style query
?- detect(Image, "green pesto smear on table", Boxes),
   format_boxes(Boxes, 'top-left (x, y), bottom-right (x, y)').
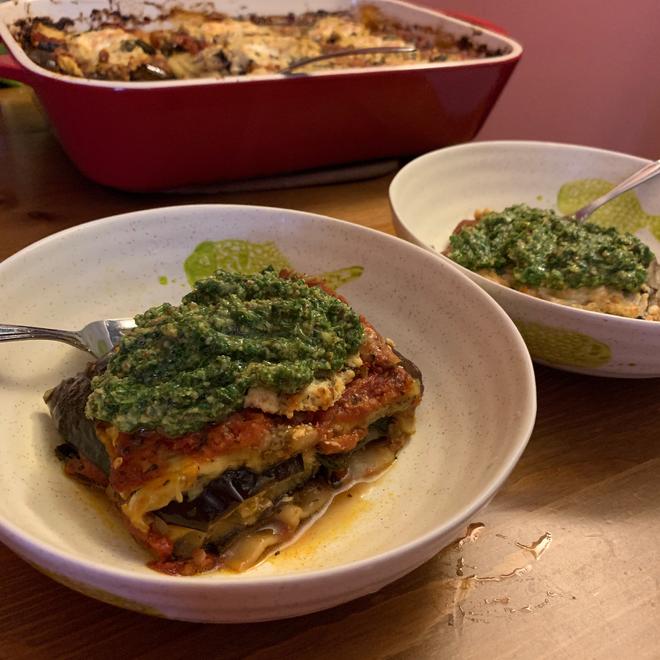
top-left (86, 268), bottom-right (364, 437)
top-left (448, 204), bottom-right (653, 292)
top-left (183, 239), bottom-right (363, 290)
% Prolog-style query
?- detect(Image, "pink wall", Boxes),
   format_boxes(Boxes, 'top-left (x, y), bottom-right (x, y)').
top-left (424, 0), bottom-right (660, 159)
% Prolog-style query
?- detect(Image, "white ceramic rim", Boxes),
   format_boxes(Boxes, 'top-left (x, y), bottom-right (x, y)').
top-left (0, 0), bottom-right (523, 90)
top-left (0, 203), bottom-right (536, 591)
top-left (390, 139), bottom-right (660, 331)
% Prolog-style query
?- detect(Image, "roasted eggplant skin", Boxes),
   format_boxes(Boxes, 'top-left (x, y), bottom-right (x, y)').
top-left (393, 348), bottom-right (423, 395)
top-left (157, 453), bottom-right (307, 530)
top-left (44, 358), bottom-right (110, 475)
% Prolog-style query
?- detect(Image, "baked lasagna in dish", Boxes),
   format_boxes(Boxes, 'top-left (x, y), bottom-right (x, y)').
top-left (446, 204), bottom-right (660, 320)
top-left (44, 268), bottom-right (423, 575)
top-left (12, 4), bottom-right (505, 81)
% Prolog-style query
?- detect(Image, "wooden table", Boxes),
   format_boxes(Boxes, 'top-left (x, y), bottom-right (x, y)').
top-left (2, 86), bottom-right (659, 660)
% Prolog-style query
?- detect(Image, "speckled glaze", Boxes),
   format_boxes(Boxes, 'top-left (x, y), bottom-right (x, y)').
top-left (390, 140), bottom-right (660, 378)
top-left (0, 205), bottom-right (535, 622)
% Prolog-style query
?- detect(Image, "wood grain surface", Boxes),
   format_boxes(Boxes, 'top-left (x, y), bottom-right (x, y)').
top-left (1, 86), bottom-right (659, 660)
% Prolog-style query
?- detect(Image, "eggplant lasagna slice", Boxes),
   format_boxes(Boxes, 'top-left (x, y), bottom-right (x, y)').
top-left (446, 205), bottom-right (660, 321)
top-left (44, 268), bottom-right (422, 575)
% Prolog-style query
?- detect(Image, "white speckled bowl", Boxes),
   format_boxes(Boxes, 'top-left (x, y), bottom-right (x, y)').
top-left (0, 205), bottom-right (535, 622)
top-left (390, 140), bottom-right (660, 377)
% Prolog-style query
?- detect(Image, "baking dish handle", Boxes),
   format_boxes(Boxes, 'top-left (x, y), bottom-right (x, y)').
top-left (441, 10), bottom-right (509, 36)
top-left (0, 49), bottom-right (36, 85)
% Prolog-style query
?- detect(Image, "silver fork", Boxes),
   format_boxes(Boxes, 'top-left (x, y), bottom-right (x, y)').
top-left (280, 45), bottom-right (416, 74)
top-left (0, 318), bottom-right (136, 358)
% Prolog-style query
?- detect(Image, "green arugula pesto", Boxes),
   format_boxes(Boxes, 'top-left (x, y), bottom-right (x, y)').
top-left (85, 268), bottom-right (364, 437)
top-left (448, 205), bottom-right (653, 292)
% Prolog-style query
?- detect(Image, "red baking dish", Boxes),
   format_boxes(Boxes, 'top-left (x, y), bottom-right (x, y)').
top-left (0, 0), bottom-right (522, 192)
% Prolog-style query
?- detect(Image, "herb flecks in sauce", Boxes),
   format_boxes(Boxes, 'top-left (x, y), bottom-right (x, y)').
top-left (86, 269), bottom-right (364, 437)
top-left (449, 204), bottom-right (653, 292)
top-left (317, 266), bottom-right (364, 290)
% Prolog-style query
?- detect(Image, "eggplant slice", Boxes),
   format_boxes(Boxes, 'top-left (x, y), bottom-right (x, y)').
top-left (44, 358), bottom-right (110, 475)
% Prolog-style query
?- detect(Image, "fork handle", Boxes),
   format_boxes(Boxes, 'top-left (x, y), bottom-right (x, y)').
top-left (0, 323), bottom-right (88, 353)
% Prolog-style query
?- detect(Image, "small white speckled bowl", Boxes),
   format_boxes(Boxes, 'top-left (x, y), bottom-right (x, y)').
top-left (390, 140), bottom-right (660, 377)
top-left (0, 205), bottom-right (535, 622)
